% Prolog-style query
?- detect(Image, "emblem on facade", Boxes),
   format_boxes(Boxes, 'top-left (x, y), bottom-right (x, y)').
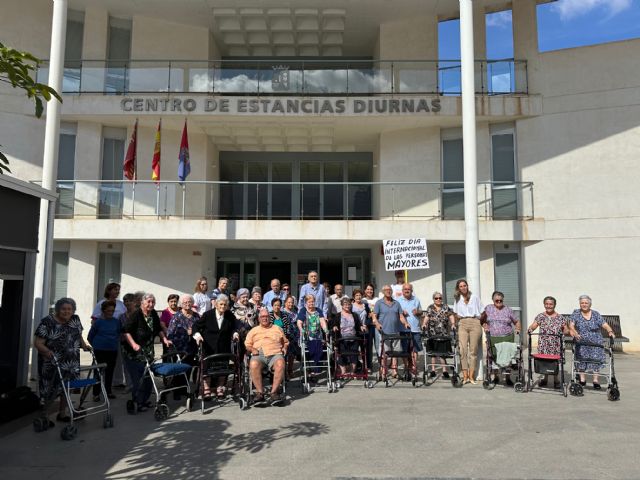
top-left (272, 65), bottom-right (290, 92)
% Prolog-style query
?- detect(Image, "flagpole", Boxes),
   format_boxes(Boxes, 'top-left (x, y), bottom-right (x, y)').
top-left (156, 184), bottom-right (160, 219)
top-left (132, 181), bottom-right (136, 218)
top-left (182, 184), bottom-right (186, 219)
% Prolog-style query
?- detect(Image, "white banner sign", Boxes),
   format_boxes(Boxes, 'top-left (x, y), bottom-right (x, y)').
top-left (383, 238), bottom-right (429, 271)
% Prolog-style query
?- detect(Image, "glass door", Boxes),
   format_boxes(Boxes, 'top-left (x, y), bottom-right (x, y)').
top-left (247, 161), bottom-right (268, 219)
top-left (342, 256), bottom-right (363, 297)
top-left (99, 129), bottom-right (125, 218)
top-left (270, 161), bottom-right (292, 219)
top-left (300, 162), bottom-right (321, 219)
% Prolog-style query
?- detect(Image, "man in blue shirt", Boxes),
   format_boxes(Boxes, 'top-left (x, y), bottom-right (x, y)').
top-left (397, 283), bottom-right (423, 378)
top-left (297, 271), bottom-right (328, 317)
top-left (373, 285), bottom-right (410, 379)
top-left (263, 278), bottom-right (287, 312)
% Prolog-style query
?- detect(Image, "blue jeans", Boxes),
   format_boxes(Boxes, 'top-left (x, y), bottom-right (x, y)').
top-left (123, 356), bottom-right (152, 406)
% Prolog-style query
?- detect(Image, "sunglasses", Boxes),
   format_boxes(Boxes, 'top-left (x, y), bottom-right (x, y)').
top-left (434, 297), bottom-right (443, 300)
top-left (495, 299), bottom-right (504, 303)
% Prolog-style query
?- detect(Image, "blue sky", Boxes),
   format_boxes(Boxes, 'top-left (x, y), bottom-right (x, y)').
top-left (439, 0), bottom-right (640, 59)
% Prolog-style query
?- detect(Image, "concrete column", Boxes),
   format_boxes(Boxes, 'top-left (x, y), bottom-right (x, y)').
top-left (512, 0), bottom-right (539, 93)
top-left (81, 6), bottom-right (108, 91)
top-left (34, 0), bottom-right (67, 319)
top-left (32, 0), bottom-right (67, 370)
top-left (378, 15), bottom-right (438, 92)
top-left (459, 0), bottom-right (481, 296)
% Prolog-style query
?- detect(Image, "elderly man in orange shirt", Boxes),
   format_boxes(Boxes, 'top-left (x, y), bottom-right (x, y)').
top-left (245, 308), bottom-right (289, 406)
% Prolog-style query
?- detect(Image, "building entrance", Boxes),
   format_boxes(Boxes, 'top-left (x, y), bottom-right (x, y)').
top-left (216, 249), bottom-right (371, 299)
top-left (259, 261), bottom-right (291, 293)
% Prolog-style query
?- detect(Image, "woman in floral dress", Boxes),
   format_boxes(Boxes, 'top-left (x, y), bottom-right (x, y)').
top-left (527, 296), bottom-right (568, 388)
top-left (33, 297), bottom-right (91, 423)
top-left (569, 295), bottom-right (616, 390)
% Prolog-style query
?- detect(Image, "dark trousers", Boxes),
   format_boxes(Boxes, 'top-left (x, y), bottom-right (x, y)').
top-left (123, 357), bottom-right (152, 406)
top-left (307, 339), bottom-right (324, 373)
top-left (366, 326), bottom-right (376, 369)
top-left (93, 349), bottom-right (118, 396)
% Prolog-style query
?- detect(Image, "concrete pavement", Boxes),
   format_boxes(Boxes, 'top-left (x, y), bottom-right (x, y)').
top-left (1, 353), bottom-right (639, 480)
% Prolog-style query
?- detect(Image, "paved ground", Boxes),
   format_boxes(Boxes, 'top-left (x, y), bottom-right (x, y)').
top-left (1, 352), bottom-right (639, 480)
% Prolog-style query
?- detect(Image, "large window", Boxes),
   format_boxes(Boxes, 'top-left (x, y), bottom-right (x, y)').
top-left (106, 17), bottom-right (131, 93)
top-left (444, 253), bottom-right (466, 305)
top-left (99, 127), bottom-right (126, 218)
top-left (494, 247), bottom-right (521, 318)
top-left (56, 123), bottom-right (77, 218)
top-left (491, 124), bottom-right (517, 218)
top-left (97, 246), bottom-right (121, 301)
top-left (219, 152), bottom-right (372, 220)
top-left (441, 129), bottom-right (464, 219)
top-left (50, 250), bottom-right (69, 307)
top-left (64, 10), bottom-right (84, 92)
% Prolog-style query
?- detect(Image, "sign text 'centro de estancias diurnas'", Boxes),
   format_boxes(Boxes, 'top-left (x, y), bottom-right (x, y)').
top-left (119, 97), bottom-right (442, 115)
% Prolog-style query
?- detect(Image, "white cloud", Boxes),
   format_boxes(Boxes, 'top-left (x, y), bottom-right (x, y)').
top-left (486, 10), bottom-right (512, 28)
top-left (551, 0), bottom-right (632, 21)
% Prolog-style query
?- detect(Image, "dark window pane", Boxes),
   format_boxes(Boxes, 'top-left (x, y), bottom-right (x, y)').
top-left (300, 162), bottom-right (320, 219)
top-left (271, 161), bottom-right (292, 219)
top-left (323, 162), bottom-right (343, 219)
top-left (247, 161), bottom-right (268, 219)
top-left (347, 160), bottom-right (372, 219)
top-left (220, 158), bottom-right (243, 219)
top-left (492, 133), bottom-right (517, 218)
top-left (442, 138), bottom-right (464, 219)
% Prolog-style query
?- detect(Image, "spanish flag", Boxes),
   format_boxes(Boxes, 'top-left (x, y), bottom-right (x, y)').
top-left (151, 119), bottom-right (161, 182)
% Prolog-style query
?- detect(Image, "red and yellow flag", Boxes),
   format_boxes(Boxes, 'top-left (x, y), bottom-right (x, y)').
top-left (151, 119), bottom-right (161, 182)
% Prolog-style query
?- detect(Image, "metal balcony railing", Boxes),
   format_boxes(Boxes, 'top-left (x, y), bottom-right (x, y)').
top-left (37, 59), bottom-right (528, 96)
top-left (45, 180), bottom-right (534, 221)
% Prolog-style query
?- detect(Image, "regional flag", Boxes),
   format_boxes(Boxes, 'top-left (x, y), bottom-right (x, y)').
top-left (178, 119), bottom-right (190, 182)
top-left (151, 119), bottom-right (161, 182)
top-left (123, 119), bottom-right (138, 180)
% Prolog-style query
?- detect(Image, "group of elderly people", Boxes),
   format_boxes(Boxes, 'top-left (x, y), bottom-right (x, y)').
top-left (34, 273), bottom-right (618, 421)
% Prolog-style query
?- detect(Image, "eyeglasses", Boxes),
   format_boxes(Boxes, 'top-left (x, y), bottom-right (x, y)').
top-left (494, 299), bottom-right (504, 303)
top-left (434, 297), bottom-right (443, 300)
top-left (283, 287), bottom-right (289, 290)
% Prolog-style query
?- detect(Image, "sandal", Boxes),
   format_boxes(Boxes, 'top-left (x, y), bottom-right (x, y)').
top-left (216, 387), bottom-right (226, 399)
top-left (593, 383), bottom-right (602, 390)
top-left (202, 388), bottom-right (212, 401)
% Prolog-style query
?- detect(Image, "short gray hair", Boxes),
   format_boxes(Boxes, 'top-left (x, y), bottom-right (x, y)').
top-left (180, 293), bottom-right (194, 304)
top-left (141, 293), bottom-right (156, 302)
top-left (54, 297), bottom-right (76, 313)
top-left (432, 291), bottom-right (443, 300)
top-left (578, 294), bottom-right (592, 305)
top-left (215, 293), bottom-right (229, 304)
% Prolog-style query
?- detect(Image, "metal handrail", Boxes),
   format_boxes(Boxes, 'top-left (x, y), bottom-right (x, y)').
top-left (42, 180), bottom-right (533, 186)
top-left (41, 58), bottom-right (528, 95)
top-left (42, 179), bottom-right (534, 221)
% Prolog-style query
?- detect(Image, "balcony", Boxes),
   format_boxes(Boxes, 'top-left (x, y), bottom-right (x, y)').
top-left (38, 59), bottom-right (528, 96)
top-left (48, 180), bottom-right (534, 221)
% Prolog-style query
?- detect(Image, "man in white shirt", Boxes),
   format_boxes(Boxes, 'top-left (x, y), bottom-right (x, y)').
top-left (328, 283), bottom-right (349, 323)
top-left (391, 270), bottom-right (405, 300)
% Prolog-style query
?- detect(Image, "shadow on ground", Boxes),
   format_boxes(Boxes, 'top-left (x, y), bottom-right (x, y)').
top-left (104, 419), bottom-right (329, 479)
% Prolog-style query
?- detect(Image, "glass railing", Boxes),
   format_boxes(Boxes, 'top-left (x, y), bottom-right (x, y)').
top-left (37, 59), bottom-right (528, 95)
top-left (42, 180), bottom-right (534, 221)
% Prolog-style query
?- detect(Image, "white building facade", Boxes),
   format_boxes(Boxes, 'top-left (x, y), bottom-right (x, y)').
top-left (1, 0), bottom-right (638, 359)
